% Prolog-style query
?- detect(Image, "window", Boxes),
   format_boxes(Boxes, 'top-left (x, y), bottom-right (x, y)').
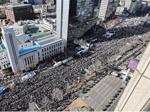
top-left (27, 57), bottom-right (30, 65)
top-left (55, 49), bottom-right (58, 53)
top-left (29, 56), bottom-right (32, 64)
top-left (38, 52), bottom-right (40, 56)
top-left (25, 58), bottom-right (27, 65)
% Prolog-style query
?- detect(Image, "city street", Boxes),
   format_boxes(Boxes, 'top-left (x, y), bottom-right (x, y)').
top-left (0, 17), bottom-right (150, 111)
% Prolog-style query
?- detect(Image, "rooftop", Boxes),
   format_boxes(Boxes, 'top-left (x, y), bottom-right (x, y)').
top-left (16, 34), bottom-right (31, 44)
top-left (7, 4), bottom-right (32, 9)
top-left (18, 43), bottom-right (41, 56)
top-left (17, 33), bottom-right (62, 56)
top-left (31, 32), bottom-right (47, 37)
top-left (36, 34), bottom-right (62, 46)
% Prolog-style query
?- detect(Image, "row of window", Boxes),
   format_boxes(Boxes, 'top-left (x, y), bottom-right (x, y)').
top-left (1, 61), bottom-right (8, 65)
top-left (42, 47), bottom-right (62, 59)
top-left (20, 44), bottom-right (30, 48)
top-left (6, 12), bottom-right (15, 21)
top-left (24, 56), bottom-right (34, 66)
top-left (41, 42), bottom-right (62, 53)
top-left (0, 57), bottom-right (7, 61)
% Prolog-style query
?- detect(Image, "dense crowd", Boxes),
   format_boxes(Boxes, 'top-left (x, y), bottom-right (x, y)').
top-left (0, 17), bottom-right (150, 111)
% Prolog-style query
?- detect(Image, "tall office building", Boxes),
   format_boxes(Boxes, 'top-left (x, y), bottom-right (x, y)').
top-left (115, 42), bottom-right (150, 111)
top-left (56, 0), bottom-right (112, 46)
top-left (69, 0), bottom-right (77, 18)
top-left (56, 0), bottom-right (99, 46)
top-left (76, 0), bottom-right (95, 20)
top-left (69, 0), bottom-right (96, 20)
top-left (125, 0), bottom-right (142, 14)
top-left (98, 0), bottom-right (119, 20)
top-left (56, 0), bottom-right (70, 47)
top-left (1, 28), bottom-right (19, 73)
top-left (5, 4), bottom-right (34, 22)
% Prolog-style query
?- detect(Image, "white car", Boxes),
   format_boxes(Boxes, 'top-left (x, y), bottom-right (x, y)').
top-left (103, 32), bottom-right (115, 38)
top-left (20, 71), bottom-right (36, 82)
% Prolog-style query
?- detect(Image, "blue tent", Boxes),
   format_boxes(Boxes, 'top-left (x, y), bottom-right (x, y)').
top-left (0, 87), bottom-right (7, 96)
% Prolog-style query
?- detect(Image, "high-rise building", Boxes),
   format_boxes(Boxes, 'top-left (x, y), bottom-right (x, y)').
top-left (69, 0), bottom-right (77, 18)
top-left (1, 28), bottom-right (19, 72)
top-left (69, 0), bottom-right (97, 20)
top-left (116, 0), bottom-right (142, 15)
top-left (56, 0), bottom-right (70, 47)
top-left (98, 0), bottom-right (119, 20)
top-left (56, 0), bottom-right (109, 45)
top-left (5, 4), bottom-right (34, 22)
top-left (115, 42), bottom-right (150, 111)
top-left (56, 0), bottom-right (100, 45)
top-left (76, 0), bottom-right (95, 20)
top-left (125, 0), bottom-right (142, 14)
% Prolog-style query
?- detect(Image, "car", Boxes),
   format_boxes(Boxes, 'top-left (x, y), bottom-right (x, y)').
top-left (40, 67), bottom-right (48, 71)
top-left (62, 57), bottom-right (73, 64)
top-left (75, 47), bottom-right (84, 52)
top-left (103, 31), bottom-right (115, 38)
top-left (76, 46), bottom-right (89, 56)
top-left (86, 43), bottom-right (94, 48)
top-left (86, 37), bottom-right (98, 44)
top-left (20, 71), bottom-right (36, 82)
top-left (53, 61), bottom-right (62, 68)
